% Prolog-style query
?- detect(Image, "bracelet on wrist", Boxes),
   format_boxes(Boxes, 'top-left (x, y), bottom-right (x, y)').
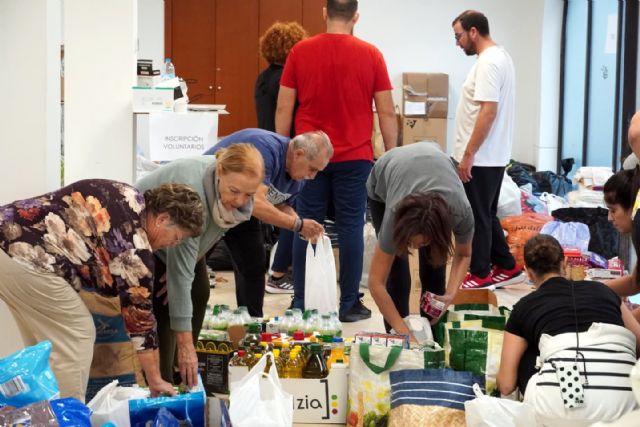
top-left (294, 216), bottom-right (303, 233)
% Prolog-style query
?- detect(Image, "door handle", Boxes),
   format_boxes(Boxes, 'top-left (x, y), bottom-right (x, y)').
top-left (208, 85), bottom-right (213, 90)
top-left (217, 86), bottom-right (222, 90)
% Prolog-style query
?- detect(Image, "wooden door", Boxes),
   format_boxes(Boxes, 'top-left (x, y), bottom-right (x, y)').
top-left (302, 0), bottom-right (326, 36)
top-left (215, 0), bottom-right (259, 135)
top-left (165, 0), bottom-right (216, 104)
top-left (258, 0), bottom-right (303, 70)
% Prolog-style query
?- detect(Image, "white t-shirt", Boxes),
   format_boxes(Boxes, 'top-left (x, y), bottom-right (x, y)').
top-left (453, 45), bottom-right (515, 167)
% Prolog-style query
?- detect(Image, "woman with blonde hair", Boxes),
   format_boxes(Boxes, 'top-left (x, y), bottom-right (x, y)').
top-left (0, 180), bottom-right (204, 401)
top-left (136, 143), bottom-right (264, 387)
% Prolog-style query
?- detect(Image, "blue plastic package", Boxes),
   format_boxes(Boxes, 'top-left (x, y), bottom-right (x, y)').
top-left (51, 397), bottom-right (92, 426)
top-left (0, 340), bottom-right (59, 408)
top-left (153, 407), bottom-right (180, 427)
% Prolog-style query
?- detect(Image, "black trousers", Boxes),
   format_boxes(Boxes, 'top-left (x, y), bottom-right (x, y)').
top-left (463, 166), bottom-right (515, 277)
top-left (153, 256), bottom-right (210, 383)
top-left (369, 198), bottom-right (446, 332)
top-left (222, 215), bottom-right (266, 318)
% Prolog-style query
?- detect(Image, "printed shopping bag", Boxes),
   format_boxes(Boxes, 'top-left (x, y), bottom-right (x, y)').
top-left (347, 344), bottom-right (424, 427)
top-left (465, 383), bottom-right (537, 427)
top-left (229, 353), bottom-right (292, 427)
top-left (79, 290), bottom-right (145, 401)
top-left (304, 235), bottom-right (337, 313)
top-left (448, 328), bottom-right (504, 394)
top-left (388, 368), bottom-right (484, 427)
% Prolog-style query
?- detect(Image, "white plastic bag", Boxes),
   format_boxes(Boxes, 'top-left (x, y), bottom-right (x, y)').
top-left (538, 192), bottom-right (568, 214)
top-left (304, 235), bottom-right (337, 313)
top-left (360, 222), bottom-right (378, 288)
top-left (87, 380), bottom-right (148, 427)
top-left (465, 383), bottom-right (537, 427)
top-left (229, 353), bottom-right (292, 427)
top-left (497, 173), bottom-right (522, 218)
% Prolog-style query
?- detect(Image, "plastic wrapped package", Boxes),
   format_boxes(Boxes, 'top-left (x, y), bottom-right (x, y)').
top-left (0, 340), bottom-right (59, 408)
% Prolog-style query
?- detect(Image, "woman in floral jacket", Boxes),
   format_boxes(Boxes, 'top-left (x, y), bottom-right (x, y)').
top-left (0, 179), bottom-right (203, 401)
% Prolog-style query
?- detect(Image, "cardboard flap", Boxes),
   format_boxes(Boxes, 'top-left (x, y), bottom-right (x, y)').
top-left (452, 289), bottom-right (498, 306)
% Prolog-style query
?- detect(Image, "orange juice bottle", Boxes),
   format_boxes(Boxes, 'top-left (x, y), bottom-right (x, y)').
top-left (327, 337), bottom-right (348, 369)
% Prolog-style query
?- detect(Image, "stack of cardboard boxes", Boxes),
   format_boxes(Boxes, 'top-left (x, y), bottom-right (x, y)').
top-left (401, 72), bottom-right (449, 151)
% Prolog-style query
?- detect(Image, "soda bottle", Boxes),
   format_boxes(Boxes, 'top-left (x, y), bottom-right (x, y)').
top-left (238, 306), bottom-right (252, 325)
top-left (229, 309), bottom-right (244, 328)
top-left (302, 343), bottom-right (328, 379)
top-left (280, 310), bottom-right (294, 334)
top-left (319, 314), bottom-right (333, 336)
top-left (330, 312), bottom-right (342, 337)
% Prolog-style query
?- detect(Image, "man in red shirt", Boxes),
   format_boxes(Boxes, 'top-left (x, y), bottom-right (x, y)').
top-left (276, 0), bottom-right (397, 322)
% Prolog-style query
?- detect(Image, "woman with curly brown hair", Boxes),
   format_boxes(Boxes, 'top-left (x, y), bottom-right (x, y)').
top-left (366, 143), bottom-right (474, 338)
top-left (255, 21), bottom-right (307, 135)
top-left (0, 180), bottom-right (203, 401)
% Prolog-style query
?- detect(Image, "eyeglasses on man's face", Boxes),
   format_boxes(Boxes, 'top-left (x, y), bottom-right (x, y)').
top-left (454, 30), bottom-right (467, 42)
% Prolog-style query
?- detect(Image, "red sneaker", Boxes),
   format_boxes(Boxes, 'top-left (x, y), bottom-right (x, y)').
top-left (460, 272), bottom-right (493, 289)
top-left (491, 265), bottom-right (524, 288)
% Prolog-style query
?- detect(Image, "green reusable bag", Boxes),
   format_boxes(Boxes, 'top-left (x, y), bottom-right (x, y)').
top-left (448, 328), bottom-right (504, 393)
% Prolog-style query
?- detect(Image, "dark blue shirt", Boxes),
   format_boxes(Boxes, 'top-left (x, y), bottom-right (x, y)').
top-left (204, 128), bottom-right (303, 205)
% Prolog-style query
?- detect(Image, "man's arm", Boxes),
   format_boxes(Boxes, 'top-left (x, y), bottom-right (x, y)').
top-left (275, 86), bottom-right (297, 137)
top-left (458, 101), bottom-right (497, 182)
top-left (373, 90), bottom-right (398, 151)
top-left (252, 183), bottom-right (324, 240)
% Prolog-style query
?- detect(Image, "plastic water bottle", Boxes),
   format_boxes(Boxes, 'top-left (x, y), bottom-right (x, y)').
top-left (163, 58), bottom-right (176, 80)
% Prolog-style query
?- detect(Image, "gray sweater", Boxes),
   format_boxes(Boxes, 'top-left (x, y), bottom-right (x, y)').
top-left (136, 156), bottom-right (226, 331)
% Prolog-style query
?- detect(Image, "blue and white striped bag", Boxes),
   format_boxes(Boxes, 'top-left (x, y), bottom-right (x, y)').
top-left (388, 369), bottom-right (484, 427)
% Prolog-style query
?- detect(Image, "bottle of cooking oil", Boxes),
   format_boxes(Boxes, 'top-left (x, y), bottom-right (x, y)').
top-left (229, 349), bottom-right (248, 367)
top-left (283, 350), bottom-right (302, 378)
top-left (302, 343), bottom-right (328, 379)
top-left (272, 349), bottom-right (284, 377)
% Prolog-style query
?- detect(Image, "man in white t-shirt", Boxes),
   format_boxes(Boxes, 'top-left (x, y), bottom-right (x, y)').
top-left (452, 10), bottom-right (524, 289)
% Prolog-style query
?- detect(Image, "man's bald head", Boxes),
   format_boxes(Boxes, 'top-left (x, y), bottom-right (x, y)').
top-left (629, 111), bottom-right (640, 157)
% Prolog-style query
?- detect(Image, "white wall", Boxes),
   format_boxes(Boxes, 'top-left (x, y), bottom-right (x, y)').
top-left (0, 0), bottom-right (62, 204)
top-left (136, 1), bottom-right (559, 166)
top-left (0, 0), bottom-right (61, 355)
top-left (356, 0), bottom-right (549, 166)
top-left (64, 0), bottom-right (137, 184)
top-left (138, 0), bottom-right (164, 70)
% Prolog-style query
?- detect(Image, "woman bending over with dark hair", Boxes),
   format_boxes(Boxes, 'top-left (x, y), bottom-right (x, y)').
top-left (366, 143), bottom-right (474, 339)
top-left (498, 234), bottom-right (640, 426)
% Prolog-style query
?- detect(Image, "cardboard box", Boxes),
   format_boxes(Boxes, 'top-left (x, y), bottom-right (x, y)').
top-left (451, 288), bottom-right (498, 306)
top-left (132, 86), bottom-right (175, 112)
top-left (229, 365), bottom-right (348, 424)
top-left (402, 117), bottom-right (447, 151)
top-left (196, 339), bottom-right (233, 395)
top-left (402, 73), bottom-right (449, 118)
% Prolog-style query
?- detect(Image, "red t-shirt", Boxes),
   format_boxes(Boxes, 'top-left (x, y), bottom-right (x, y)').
top-left (280, 33), bottom-right (392, 163)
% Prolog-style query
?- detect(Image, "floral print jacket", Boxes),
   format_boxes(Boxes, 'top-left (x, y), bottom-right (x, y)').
top-left (0, 179), bottom-right (157, 351)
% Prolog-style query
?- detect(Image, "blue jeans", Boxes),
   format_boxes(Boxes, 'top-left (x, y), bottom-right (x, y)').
top-left (292, 160), bottom-right (373, 317)
top-left (271, 228), bottom-right (293, 273)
